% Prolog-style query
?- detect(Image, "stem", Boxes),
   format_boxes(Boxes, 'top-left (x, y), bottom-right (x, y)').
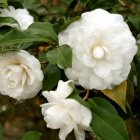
top-left (83, 90), bottom-right (89, 100)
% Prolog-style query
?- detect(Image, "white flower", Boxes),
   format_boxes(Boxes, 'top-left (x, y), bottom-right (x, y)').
top-left (58, 9), bottom-right (137, 90)
top-left (0, 6), bottom-right (34, 30)
top-left (41, 80), bottom-right (92, 140)
top-left (0, 50), bottom-right (43, 100)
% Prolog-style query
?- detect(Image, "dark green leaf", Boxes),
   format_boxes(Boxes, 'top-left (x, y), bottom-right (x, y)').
top-left (21, 131), bottom-right (42, 140)
top-left (128, 15), bottom-right (140, 31)
top-left (92, 97), bottom-right (118, 115)
top-left (43, 64), bottom-right (61, 90)
top-left (28, 22), bottom-right (58, 41)
top-left (47, 44), bottom-right (72, 69)
top-left (7, 0), bottom-right (23, 8)
top-left (62, 0), bottom-right (72, 5)
top-left (38, 52), bottom-right (47, 61)
top-left (0, 17), bottom-right (18, 25)
top-left (0, 29), bottom-right (49, 46)
top-left (89, 99), bottom-right (130, 140)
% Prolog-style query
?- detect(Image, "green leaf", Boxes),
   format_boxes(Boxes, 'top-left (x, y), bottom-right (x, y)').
top-left (128, 15), bottom-right (140, 31)
top-left (38, 52), bottom-right (47, 61)
top-left (101, 81), bottom-right (127, 112)
top-left (89, 99), bottom-right (130, 140)
top-left (0, 29), bottom-right (49, 46)
top-left (43, 64), bottom-right (61, 90)
top-left (60, 16), bottom-right (80, 31)
top-left (0, 0), bottom-right (8, 8)
top-left (21, 131), bottom-right (42, 140)
top-left (62, 0), bottom-right (72, 5)
top-left (69, 87), bottom-right (129, 140)
top-left (92, 97), bottom-right (118, 115)
top-left (8, 0), bottom-right (23, 8)
top-left (47, 44), bottom-right (72, 69)
top-left (0, 123), bottom-right (3, 140)
top-left (28, 22), bottom-right (58, 41)
top-left (0, 44), bottom-right (23, 52)
top-left (0, 17), bottom-right (18, 25)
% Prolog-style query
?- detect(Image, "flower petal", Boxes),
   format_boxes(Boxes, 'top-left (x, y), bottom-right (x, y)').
top-left (59, 126), bottom-right (73, 140)
top-left (74, 125), bottom-right (85, 140)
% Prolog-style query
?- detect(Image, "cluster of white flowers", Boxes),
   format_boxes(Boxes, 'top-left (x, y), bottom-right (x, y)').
top-left (0, 6), bottom-right (138, 140)
top-left (0, 50), bottom-right (43, 100)
top-left (0, 6), bottom-right (34, 30)
top-left (59, 9), bottom-right (137, 90)
top-left (41, 80), bottom-right (92, 140)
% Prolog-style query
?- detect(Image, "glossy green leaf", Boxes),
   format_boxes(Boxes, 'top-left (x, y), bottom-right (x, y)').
top-left (92, 97), bottom-right (118, 115)
top-left (28, 22), bottom-right (58, 41)
top-left (69, 86), bottom-right (129, 140)
top-left (21, 131), bottom-right (42, 140)
top-left (89, 99), bottom-right (130, 140)
top-left (47, 44), bottom-right (72, 69)
top-left (43, 64), bottom-right (61, 90)
top-left (0, 29), bottom-right (48, 46)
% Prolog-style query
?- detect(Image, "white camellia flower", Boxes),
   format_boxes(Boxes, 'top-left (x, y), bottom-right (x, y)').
top-left (0, 50), bottom-right (43, 100)
top-left (59, 9), bottom-right (137, 90)
top-left (0, 6), bottom-right (34, 30)
top-left (41, 80), bottom-right (92, 140)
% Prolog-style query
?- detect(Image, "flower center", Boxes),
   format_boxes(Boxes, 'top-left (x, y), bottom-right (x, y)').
top-left (92, 46), bottom-right (105, 59)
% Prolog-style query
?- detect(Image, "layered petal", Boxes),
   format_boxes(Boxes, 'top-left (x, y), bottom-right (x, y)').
top-left (42, 80), bottom-right (73, 102)
top-left (41, 80), bottom-right (92, 140)
top-left (59, 9), bottom-right (137, 90)
top-left (0, 50), bottom-right (43, 100)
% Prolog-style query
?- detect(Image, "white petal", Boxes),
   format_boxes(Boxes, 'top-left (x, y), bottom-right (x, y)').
top-left (56, 80), bottom-right (73, 99)
top-left (93, 61), bottom-right (111, 78)
top-left (74, 126), bottom-right (85, 140)
top-left (0, 50), bottom-right (43, 100)
top-left (64, 99), bottom-right (92, 128)
top-left (42, 91), bottom-right (57, 102)
top-left (45, 104), bottom-right (73, 129)
top-left (59, 126), bottom-right (73, 140)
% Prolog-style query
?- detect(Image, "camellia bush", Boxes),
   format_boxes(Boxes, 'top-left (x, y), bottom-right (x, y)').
top-left (0, 0), bottom-right (140, 140)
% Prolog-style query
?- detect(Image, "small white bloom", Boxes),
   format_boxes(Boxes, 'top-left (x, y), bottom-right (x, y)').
top-left (59, 9), bottom-right (137, 90)
top-left (0, 50), bottom-right (43, 100)
top-left (0, 6), bottom-right (34, 30)
top-left (41, 80), bottom-right (92, 140)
